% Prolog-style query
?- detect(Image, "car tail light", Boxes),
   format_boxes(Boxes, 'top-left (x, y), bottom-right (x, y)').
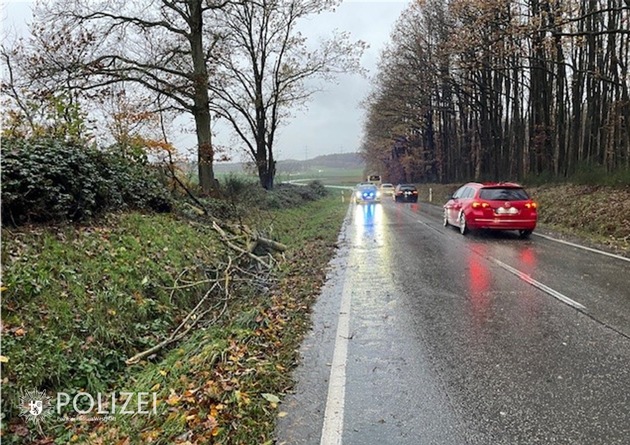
top-left (412, 191), bottom-right (418, 194)
top-left (525, 202), bottom-right (538, 209)
top-left (471, 201), bottom-right (490, 209)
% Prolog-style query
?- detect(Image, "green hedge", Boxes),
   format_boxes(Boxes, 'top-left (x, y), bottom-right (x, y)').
top-left (1, 137), bottom-right (172, 224)
top-left (264, 181), bottom-right (329, 209)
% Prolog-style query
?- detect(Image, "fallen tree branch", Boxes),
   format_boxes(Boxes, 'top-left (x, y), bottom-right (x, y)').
top-left (126, 281), bottom-right (220, 365)
top-left (163, 158), bottom-right (210, 215)
top-left (125, 334), bottom-right (181, 366)
top-left (212, 221), bottom-right (272, 268)
top-left (171, 282), bottom-right (220, 339)
top-left (223, 222), bottom-right (287, 253)
top-left (163, 164), bottom-right (287, 258)
top-left (254, 236), bottom-right (287, 253)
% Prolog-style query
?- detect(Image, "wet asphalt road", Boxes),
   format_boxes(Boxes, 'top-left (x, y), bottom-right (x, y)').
top-left (276, 200), bottom-right (630, 445)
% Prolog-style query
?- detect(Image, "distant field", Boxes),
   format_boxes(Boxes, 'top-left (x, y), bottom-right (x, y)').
top-left (186, 167), bottom-right (365, 193)
top-left (213, 167), bottom-right (364, 186)
top-left (276, 167), bottom-right (364, 186)
top-left (188, 159), bottom-right (365, 187)
top-left (214, 171), bottom-right (254, 180)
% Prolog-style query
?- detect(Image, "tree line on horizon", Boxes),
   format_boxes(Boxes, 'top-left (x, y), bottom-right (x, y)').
top-left (361, 0), bottom-right (630, 185)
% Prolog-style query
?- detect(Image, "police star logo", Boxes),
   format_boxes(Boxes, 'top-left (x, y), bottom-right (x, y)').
top-left (19, 389), bottom-right (54, 423)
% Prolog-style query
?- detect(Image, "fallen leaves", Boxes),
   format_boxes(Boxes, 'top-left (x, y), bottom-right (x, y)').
top-left (262, 393), bottom-right (280, 409)
top-left (166, 391), bottom-right (181, 406)
top-left (530, 184), bottom-right (630, 252)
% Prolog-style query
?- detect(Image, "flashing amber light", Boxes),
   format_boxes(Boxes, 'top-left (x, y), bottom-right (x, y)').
top-left (525, 202), bottom-right (538, 209)
top-left (471, 201), bottom-right (490, 209)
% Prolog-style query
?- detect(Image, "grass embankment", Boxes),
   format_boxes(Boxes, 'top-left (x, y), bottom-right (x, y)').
top-left (1, 193), bottom-right (348, 444)
top-left (417, 183), bottom-right (630, 254)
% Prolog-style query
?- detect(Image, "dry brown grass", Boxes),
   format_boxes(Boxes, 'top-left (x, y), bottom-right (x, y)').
top-left (529, 184), bottom-right (630, 253)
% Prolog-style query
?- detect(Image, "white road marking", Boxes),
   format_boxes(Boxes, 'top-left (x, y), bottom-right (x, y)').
top-left (533, 232), bottom-right (630, 263)
top-left (490, 258), bottom-right (587, 310)
top-left (415, 216), bottom-right (588, 310)
top-left (319, 268), bottom-right (353, 445)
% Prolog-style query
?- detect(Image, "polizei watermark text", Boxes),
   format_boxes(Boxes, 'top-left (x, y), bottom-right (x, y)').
top-left (20, 390), bottom-right (158, 424)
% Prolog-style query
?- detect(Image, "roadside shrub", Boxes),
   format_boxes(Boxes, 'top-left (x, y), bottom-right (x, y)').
top-left (263, 181), bottom-right (329, 209)
top-left (265, 184), bottom-right (303, 209)
top-left (305, 180), bottom-right (329, 198)
top-left (220, 174), bottom-right (265, 205)
top-left (212, 177), bottom-right (329, 211)
top-left (1, 137), bottom-right (172, 225)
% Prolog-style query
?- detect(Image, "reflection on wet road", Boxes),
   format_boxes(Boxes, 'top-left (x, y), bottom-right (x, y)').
top-left (277, 200), bottom-right (630, 445)
top-left (342, 202), bottom-right (465, 445)
top-left (352, 202), bottom-right (385, 249)
top-left (413, 201), bottom-right (628, 337)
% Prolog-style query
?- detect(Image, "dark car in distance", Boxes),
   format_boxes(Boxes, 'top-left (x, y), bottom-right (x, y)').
top-left (443, 182), bottom-right (538, 237)
top-left (394, 184), bottom-right (418, 203)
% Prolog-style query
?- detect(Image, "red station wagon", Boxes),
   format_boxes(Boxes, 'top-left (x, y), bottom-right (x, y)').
top-left (443, 182), bottom-right (538, 237)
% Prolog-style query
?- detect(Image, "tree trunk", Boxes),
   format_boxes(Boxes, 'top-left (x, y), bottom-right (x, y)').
top-left (256, 160), bottom-right (275, 190)
top-left (256, 143), bottom-right (276, 190)
top-left (189, 0), bottom-right (215, 193)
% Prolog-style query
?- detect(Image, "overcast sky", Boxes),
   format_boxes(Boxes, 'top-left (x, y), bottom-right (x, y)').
top-left (1, 0), bottom-right (410, 162)
top-left (272, 0), bottom-right (410, 161)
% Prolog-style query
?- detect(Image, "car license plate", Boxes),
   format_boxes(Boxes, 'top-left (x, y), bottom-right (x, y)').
top-left (496, 207), bottom-right (518, 215)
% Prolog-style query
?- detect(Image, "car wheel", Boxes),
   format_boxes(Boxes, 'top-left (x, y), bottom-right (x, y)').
top-left (519, 229), bottom-right (533, 239)
top-left (443, 210), bottom-right (449, 227)
top-left (459, 213), bottom-right (469, 235)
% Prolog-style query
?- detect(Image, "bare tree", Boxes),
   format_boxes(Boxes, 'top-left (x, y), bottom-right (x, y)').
top-left (1, 24), bottom-right (97, 141)
top-left (208, 0), bottom-right (366, 189)
top-left (16, 0), bottom-right (232, 193)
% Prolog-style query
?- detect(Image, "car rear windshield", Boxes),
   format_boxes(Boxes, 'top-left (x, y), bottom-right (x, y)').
top-left (399, 185), bottom-right (417, 191)
top-left (479, 187), bottom-right (529, 201)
